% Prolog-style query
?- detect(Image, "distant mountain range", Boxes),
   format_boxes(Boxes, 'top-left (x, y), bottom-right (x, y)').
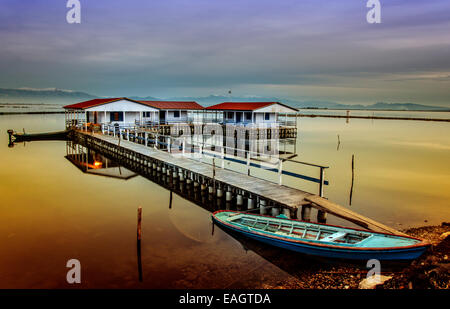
top-left (1, 88), bottom-right (448, 111)
top-left (0, 87), bottom-right (97, 104)
top-left (290, 101), bottom-right (450, 111)
top-left (153, 95), bottom-right (450, 111)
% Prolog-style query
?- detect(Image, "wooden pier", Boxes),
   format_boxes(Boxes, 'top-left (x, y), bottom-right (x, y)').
top-left (72, 129), bottom-right (404, 235)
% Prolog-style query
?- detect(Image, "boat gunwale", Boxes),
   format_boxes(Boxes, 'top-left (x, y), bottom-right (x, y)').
top-left (212, 210), bottom-right (430, 251)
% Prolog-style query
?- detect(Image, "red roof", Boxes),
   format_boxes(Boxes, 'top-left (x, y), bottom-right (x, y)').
top-left (139, 101), bottom-right (204, 110)
top-left (206, 102), bottom-right (298, 112)
top-left (63, 98), bottom-right (204, 110)
top-left (63, 98), bottom-right (125, 110)
top-left (205, 102), bottom-right (279, 111)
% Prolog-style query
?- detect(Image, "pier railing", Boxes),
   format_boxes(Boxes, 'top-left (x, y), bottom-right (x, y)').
top-left (76, 123), bottom-right (328, 196)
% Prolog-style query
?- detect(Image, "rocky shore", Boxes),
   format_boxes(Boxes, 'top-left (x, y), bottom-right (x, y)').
top-left (269, 223), bottom-right (449, 289)
top-left (380, 222), bottom-right (449, 289)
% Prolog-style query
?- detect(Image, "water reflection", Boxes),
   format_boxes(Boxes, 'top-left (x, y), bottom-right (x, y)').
top-left (66, 138), bottom-right (258, 216)
top-left (65, 141), bottom-right (137, 180)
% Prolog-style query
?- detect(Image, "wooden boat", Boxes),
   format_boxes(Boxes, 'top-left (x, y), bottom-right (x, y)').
top-left (8, 130), bottom-right (69, 142)
top-left (212, 211), bottom-right (430, 261)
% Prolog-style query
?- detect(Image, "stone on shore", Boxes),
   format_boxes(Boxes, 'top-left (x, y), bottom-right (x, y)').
top-left (358, 275), bottom-right (392, 289)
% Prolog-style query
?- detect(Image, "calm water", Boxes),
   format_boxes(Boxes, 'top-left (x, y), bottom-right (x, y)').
top-left (0, 103), bottom-right (63, 113)
top-left (298, 109), bottom-right (450, 120)
top-left (0, 113), bottom-right (449, 288)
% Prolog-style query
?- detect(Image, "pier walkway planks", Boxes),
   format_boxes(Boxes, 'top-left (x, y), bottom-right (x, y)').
top-left (79, 131), bottom-right (404, 235)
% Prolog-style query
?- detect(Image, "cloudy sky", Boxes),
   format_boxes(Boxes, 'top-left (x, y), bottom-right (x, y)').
top-left (0, 0), bottom-right (449, 106)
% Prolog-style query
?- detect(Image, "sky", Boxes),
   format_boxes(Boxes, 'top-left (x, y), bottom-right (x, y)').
top-left (0, 0), bottom-right (449, 106)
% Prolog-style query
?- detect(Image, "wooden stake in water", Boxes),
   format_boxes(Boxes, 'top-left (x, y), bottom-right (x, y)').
top-left (137, 206), bottom-right (143, 282)
top-left (349, 155), bottom-right (355, 205)
top-left (137, 206), bottom-right (142, 240)
top-left (213, 158), bottom-right (216, 195)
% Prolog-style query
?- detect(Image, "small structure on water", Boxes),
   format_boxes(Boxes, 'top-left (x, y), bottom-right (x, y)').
top-left (63, 97), bottom-right (203, 128)
top-left (64, 98), bottom-right (299, 128)
top-left (204, 102), bottom-right (298, 125)
top-left (137, 100), bottom-right (204, 125)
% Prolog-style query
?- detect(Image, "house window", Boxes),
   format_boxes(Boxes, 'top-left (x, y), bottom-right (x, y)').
top-left (245, 112), bottom-right (252, 121)
top-left (173, 111), bottom-right (180, 118)
top-left (227, 112), bottom-right (234, 119)
top-left (264, 113), bottom-right (270, 121)
top-left (110, 112), bottom-right (124, 122)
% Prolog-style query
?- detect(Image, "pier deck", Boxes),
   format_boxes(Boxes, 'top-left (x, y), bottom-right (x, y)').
top-left (75, 130), bottom-right (404, 235)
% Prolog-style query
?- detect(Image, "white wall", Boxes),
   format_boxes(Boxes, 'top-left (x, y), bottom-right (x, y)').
top-left (85, 99), bottom-right (158, 113)
top-left (83, 99), bottom-right (206, 125)
top-left (142, 111), bottom-right (158, 123)
top-left (83, 99), bottom-right (159, 125)
top-left (98, 112), bottom-right (106, 123)
top-left (125, 112), bottom-right (140, 124)
top-left (254, 103), bottom-right (297, 114)
top-left (254, 112), bottom-right (276, 123)
top-left (87, 111), bottom-right (140, 125)
top-left (166, 110), bottom-right (188, 123)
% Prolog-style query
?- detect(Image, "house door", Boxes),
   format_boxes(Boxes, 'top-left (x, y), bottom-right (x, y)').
top-left (94, 111), bottom-right (98, 124)
top-left (236, 112), bottom-right (242, 123)
top-left (159, 111), bottom-right (166, 124)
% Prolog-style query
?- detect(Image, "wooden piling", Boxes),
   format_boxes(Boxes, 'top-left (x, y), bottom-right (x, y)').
top-left (247, 195), bottom-right (254, 209)
top-left (137, 205), bottom-right (143, 282)
top-left (302, 204), bottom-right (311, 221)
top-left (212, 158), bottom-right (216, 195)
top-left (317, 210), bottom-right (327, 223)
top-left (349, 154), bottom-right (354, 205)
top-left (137, 206), bottom-right (142, 240)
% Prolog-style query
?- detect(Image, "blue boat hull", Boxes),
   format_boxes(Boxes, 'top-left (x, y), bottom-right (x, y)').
top-left (212, 217), bottom-right (428, 261)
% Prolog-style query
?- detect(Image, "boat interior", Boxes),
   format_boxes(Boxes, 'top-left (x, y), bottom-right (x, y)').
top-left (227, 214), bottom-right (372, 245)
